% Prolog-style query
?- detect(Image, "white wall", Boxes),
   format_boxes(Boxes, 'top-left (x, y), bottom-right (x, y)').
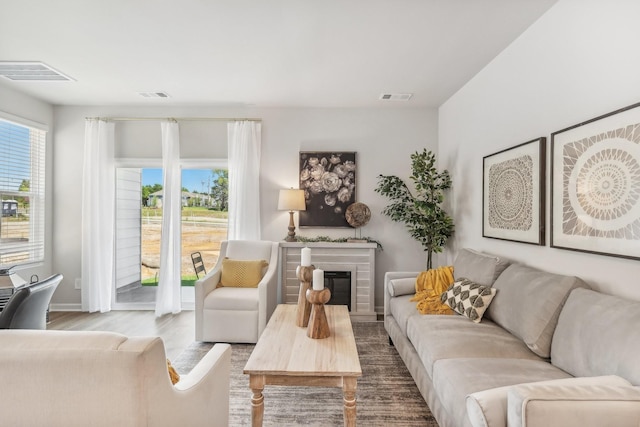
top-left (53, 105), bottom-right (437, 309)
top-left (0, 82), bottom-right (54, 284)
top-left (439, 0), bottom-right (640, 301)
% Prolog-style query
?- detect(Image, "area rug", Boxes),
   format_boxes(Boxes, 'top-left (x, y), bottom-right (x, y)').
top-left (173, 321), bottom-right (439, 426)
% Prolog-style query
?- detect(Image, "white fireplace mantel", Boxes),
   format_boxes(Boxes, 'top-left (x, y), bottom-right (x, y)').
top-left (279, 242), bottom-right (377, 321)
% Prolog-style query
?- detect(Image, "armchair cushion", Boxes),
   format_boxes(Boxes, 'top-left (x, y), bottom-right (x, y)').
top-left (204, 287), bottom-right (259, 311)
top-left (219, 258), bottom-right (268, 288)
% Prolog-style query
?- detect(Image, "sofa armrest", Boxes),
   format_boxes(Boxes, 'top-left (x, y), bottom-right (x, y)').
top-left (507, 384), bottom-right (640, 427)
top-left (384, 271), bottom-right (420, 317)
top-left (466, 375), bottom-right (632, 427)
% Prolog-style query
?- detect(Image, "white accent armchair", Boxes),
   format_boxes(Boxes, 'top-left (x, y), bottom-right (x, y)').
top-left (0, 330), bottom-right (231, 427)
top-left (195, 240), bottom-right (279, 343)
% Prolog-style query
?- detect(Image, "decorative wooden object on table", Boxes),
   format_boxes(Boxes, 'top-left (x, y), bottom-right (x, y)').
top-left (243, 304), bottom-right (361, 427)
top-left (305, 287), bottom-right (331, 339)
top-left (295, 265), bottom-right (314, 327)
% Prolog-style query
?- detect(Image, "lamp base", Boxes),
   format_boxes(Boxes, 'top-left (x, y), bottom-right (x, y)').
top-left (285, 210), bottom-right (297, 241)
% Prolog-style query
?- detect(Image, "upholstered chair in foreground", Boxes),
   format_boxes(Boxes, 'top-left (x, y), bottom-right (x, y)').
top-left (0, 273), bottom-right (62, 329)
top-left (195, 240), bottom-right (279, 343)
top-left (0, 330), bottom-right (231, 427)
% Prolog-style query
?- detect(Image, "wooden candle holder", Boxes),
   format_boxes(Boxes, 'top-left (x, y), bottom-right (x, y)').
top-left (305, 287), bottom-right (331, 339)
top-left (295, 265), bottom-right (315, 327)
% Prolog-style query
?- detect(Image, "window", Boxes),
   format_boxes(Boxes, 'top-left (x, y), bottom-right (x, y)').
top-left (114, 164), bottom-right (228, 306)
top-left (0, 115), bottom-right (46, 266)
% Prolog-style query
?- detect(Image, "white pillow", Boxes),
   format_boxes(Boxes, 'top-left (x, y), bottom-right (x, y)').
top-left (466, 375), bottom-right (631, 427)
top-left (388, 278), bottom-right (416, 297)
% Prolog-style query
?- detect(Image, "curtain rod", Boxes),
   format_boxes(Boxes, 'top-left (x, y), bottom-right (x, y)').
top-left (85, 117), bottom-right (262, 122)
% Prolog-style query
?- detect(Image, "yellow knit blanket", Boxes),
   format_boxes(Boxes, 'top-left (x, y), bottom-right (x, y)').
top-left (409, 266), bottom-right (455, 315)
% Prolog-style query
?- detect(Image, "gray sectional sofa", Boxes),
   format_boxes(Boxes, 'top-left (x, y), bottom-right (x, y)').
top-left (384, 248), bottom-right (640, 427)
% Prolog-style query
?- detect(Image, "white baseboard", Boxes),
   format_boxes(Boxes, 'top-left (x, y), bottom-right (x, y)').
top-left (50, 302), bottom-right (196, 312)
top-left (49, 303), bottom-right (82, 312)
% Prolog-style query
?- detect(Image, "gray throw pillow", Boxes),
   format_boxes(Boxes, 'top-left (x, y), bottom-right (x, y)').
top-left (453, 248), bottom-right (510, 287)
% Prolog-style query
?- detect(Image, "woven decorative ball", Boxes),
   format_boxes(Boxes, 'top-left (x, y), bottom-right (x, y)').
top-left (345, 202), bottom-right (371, 228)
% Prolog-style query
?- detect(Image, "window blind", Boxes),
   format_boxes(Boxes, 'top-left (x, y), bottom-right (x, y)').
top-left (0, 117), bottom-right (46, 267)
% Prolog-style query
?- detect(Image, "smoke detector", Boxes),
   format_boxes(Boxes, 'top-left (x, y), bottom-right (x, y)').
top-left (0, 61), bottom-right (74, 81)
top-left (138, 92), bottom-right (171, 98)
top-left (379, 93), bottom-right (413, 101)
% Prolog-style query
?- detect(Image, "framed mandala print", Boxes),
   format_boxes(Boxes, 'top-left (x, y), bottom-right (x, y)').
top-left (299, 151), bottom-right (356, 227)
top-left (483, 138), bottom-right (546, 245)
top-left (551, 102), bottom-right (640, 260)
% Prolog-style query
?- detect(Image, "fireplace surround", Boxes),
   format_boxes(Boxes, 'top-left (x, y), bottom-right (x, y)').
top-left (279, 242), bottom-right (377, 321)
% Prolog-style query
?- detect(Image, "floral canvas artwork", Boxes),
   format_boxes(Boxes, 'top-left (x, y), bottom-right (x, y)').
top-left (299, 151), bottom-right (356, 227)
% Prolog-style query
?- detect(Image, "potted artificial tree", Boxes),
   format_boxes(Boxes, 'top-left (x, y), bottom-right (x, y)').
top-left (375, 149), bottom-right (454, 270)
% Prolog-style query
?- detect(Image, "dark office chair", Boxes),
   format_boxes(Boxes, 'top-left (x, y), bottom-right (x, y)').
top-left (0, 273), bottom-right (62, 330)
top-left (191, 252), bottom-right (206, 279)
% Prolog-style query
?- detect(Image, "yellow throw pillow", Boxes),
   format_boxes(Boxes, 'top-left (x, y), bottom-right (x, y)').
top-left (167, 359), bottom-right (180, 385)
top-left (219, 258), bottom-right (268, 288)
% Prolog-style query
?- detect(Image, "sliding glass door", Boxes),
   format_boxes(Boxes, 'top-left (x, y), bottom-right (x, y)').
top-left (114, 166), bottom-right (228, 308)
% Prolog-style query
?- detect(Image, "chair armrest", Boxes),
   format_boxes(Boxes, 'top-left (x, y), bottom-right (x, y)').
top-left (174, 343), bottom-right (231, 391)
top-left (152, 344), bottom-right (232, 427)
top-left (507, 384), bottom-right (640, 427)
top-left (257, 247), bottom-right (279, 336)
top-left (194, 268), bottom-right (221, 341)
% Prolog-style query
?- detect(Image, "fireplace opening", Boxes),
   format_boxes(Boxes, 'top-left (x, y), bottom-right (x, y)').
top-left (324, 271), bottom-right (351, 311)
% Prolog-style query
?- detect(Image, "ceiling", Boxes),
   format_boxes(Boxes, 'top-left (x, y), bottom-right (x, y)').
top-left (0, 0), bottom-right (557, 108)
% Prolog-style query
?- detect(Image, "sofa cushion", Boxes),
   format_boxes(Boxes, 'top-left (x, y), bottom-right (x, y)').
top-left (406, 314), bottom-right (543, 378)
top-left (453, 248), bottom-right (510, 286)
top-left (551, 288), bottom-right (640, 385)
top-left (388, 277), bottom-right (416, 297)
top-left (466, 375), bottom-right (631, 427)
top-left (388, 294), bottom-right (418, 336)
top-left (486, 263), bottom-right (588, 358)
top-left (432, 358), bottom-right (571, 427)
top-left (441, 279), bottom-right (496, 323)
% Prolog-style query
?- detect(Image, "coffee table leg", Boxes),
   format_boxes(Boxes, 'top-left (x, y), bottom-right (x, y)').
top-left (250, 375), bottom-right (265, 427)
top-left (343, 377), bottom-right (357, 427)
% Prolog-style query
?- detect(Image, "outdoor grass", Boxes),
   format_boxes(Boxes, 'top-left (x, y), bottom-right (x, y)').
top-left (142, 206), bottom-right (229, 219)
top-left (141, 275), bottom-right (198, 287)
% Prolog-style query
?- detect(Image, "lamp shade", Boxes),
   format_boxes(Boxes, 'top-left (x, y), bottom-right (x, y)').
top-left (278, 189), bottom-right (306, 211)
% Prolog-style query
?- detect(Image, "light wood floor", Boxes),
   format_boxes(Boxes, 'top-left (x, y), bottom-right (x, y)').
top-left (48, 310), bottom-right (196, 360)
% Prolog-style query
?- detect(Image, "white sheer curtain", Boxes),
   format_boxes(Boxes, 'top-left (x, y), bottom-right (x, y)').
top-left (156, 121), bottom-right (182, 316)
top-left (227, 121), bottom-right (262, 240)
top-left (81, 119), bottom-right (115, 313)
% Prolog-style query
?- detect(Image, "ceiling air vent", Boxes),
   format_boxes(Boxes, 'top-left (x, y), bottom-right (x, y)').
top-left (379, 93), bottom-right (413, 101)
top-left (138, 92), bottom-right (171, 98)
top-left (0, 62), bottom-right (74, 81)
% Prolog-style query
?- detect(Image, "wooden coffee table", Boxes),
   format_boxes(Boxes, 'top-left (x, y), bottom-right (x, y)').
top-left (243, 304), bottom-right (362, 427)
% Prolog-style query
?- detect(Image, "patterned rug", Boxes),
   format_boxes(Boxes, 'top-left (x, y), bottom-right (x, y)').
top-left (173, 321), bottom-right (439, 426)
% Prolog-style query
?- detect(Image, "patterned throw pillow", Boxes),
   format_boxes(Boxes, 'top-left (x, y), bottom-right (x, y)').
top-left (440, 278), bottom-right (496, 323)
top-left (219, 258), bottom-right (268, 288)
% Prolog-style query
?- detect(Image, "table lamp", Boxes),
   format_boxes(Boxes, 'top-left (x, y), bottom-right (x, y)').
top-left (278, 188), bottom-right (306, 242)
